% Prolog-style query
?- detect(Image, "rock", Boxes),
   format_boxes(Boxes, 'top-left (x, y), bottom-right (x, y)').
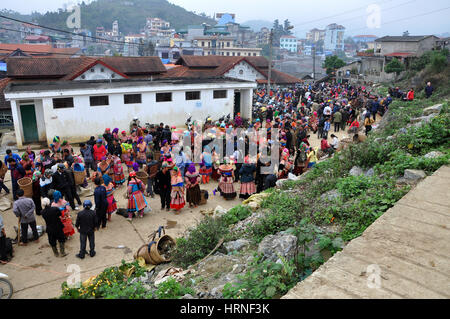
top-left (404, 169), bottom-right (426, 181)
top-left (213, 206), bottom-right (228, 218)
top-left (224, 239), bottom-right (250, 253)
top-left (0, 197), bottom-right (12, 211)
top-left (320, 189), bottom-right (342, 202)
top-left (374, 138), bottom-right (384, 143)
top-left (364, 168), bottom-right (375, 177)
top-left (257, 233), bottom-right (297, 262)
top-left (197, 253), bottom-right (240, 274)
top-left (423, 104), bottom-right (442, 116)
top-left (424, 151), bottom-right (444, 159)
top-left (349, 166), bottom-right (363, 177)
top-left (398, 127), bottom-right (408, 135)
top-left (139, 273), bottom-right (149, 283)
top-left (210, 285), bottom-right (225, 299)
top-left (231, 264), bottom-right (246, 274)
top-left (197, 292), bottom-right (207, 298)
top-left (181, 294), bottom-right (195, 299)
top-left (409, 114), bottom-right (438, 125)
top-left (386, 136), bottom-right (395, 141)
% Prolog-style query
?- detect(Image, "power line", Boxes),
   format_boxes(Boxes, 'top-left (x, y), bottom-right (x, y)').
top-left (0, 48), bottom-right (147, 57)
top-left (0, 14), bottom-right (146, 47)
top-left (345, 5), bottom-right (450, 34)
top-left (294, 0), bottom-right (418, 36)
top-left (0, 26), bottom-right (144, 47)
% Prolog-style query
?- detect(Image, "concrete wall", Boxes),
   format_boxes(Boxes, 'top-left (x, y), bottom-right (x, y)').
top-left (74, 63), bottom-right (126, 81)
top-left (7, 82), bottom-right (256, 146)
top-left (224, 61), bottom-right (265, 82)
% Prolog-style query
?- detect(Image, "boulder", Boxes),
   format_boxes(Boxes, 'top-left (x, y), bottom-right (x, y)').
top-left (257, 233), bottom-right (297, 262)
top-left (223, 239), bottom-right (250, 253)
top-left (349, 166), bottom-right (364, 177)
top-left (181, 294), bottom-right (195, 299)
top-left (386, 136), bottom-right (395, 141)
top-left (365, 168), bottom-right (375, 177)
top-left (424, 151), bottom-right (444, 159)
top-left (320, 189), bottom-right (342, 202)
top-left (213, 206), bottom-right (228, 218)
top-left (404, 169), bottom-right (426, 182)
top-left (409, 114), bottom-right (438, 125)
top-left (209, 285), bottom-right (225, 299)
top-left (423, 104), bottom-right (442, 116)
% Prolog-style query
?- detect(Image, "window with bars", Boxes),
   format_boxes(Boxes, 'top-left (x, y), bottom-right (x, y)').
top-left (124, 94), bottom-right (142, 104)
top-left (53, 97), bottom-right (74, 109)
top-left (156, 92), bottom-right (172, 102)
top-left (185, 91), bottom-right (201, 100)
top-left (90, 95), bottom-right (109, 106)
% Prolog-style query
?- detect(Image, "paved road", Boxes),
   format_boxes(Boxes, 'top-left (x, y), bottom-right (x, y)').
top-left (283, 165), bottom-right (450, 299)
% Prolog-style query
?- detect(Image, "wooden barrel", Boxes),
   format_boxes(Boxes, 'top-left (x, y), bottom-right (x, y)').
top-left (18, 177), bottom-right (33, 198)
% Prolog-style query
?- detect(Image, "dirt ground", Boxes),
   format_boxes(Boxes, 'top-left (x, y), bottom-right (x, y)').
top-left (0, 121), bottom-right (363, 299)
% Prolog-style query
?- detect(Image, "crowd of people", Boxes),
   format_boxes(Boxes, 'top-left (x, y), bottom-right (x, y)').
top-left (1, 79), bottom-right (420, 263)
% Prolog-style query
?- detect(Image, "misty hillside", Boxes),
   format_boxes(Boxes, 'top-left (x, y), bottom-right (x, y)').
top-left (1, 0), bottom-right (216, 34)
top-left (241, 20), bottom-right (273, 32)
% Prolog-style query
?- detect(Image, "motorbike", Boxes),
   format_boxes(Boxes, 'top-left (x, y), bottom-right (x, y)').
top-left (0, 273), bottom-right (13, 299)
top-left (185, 114), bottom-right (192, 130)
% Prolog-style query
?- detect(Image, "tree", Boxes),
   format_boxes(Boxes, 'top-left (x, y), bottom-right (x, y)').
top-left (431, 54), bottom-right (448, 72)
top-left (139, 39), bottom-right (155, 56)
top-left (384, 58), bottom-right (405, 79)
top-left (322, 55), bottom-right (346, 76)
top-left (283, 19), bottom-right (293, 35)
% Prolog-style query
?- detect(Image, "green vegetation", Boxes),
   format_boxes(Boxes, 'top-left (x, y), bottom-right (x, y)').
top-left (385, 58), bottom-right (406, 77)
top-left (8, 0), bottom-right (215, 35)
top-left (154, 278), bottom-right (195, 299)
top-left (323, 56), bottom-right (346, 76)
top-left (60, 260), bottom-right (152, 299)
top-left (411, 49), bottom-right (449, 72)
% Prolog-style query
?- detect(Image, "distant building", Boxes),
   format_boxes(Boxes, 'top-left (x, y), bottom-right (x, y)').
top-left (280, 35), bottom-right (297, 53)
top-left (306, 28), bottom-right (325, 43)
top-left (145, 18), bottom-right (175, 38)
top-left (195, 36), bottom-right (261, 57)
top-left (24, 35), bottom-right (52, 45)
top-left (353, 35), bottom-right (378, 43)
top-left (324, 24), bottom-right (345, 52)
top-left (374, 35), bottom-right (439, 57)
top-left (256, 27), bottom-right (270, 46)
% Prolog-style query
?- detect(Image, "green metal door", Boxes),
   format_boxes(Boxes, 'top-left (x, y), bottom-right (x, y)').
top-left (20, 104), bottom-right (39, 143)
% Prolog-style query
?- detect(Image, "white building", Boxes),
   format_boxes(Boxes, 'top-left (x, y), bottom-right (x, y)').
top-left (5, 78), bottom-right (256, 147)
top-left (280, 36), bottom-right (298, 53)
top-left (324, 23), bottom-right (345, 53)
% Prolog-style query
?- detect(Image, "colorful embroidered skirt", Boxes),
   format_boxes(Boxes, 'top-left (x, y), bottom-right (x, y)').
top-left (128, 190), bottom-right (148, 213)
top-left (170, 190), bottom-right (185, 210)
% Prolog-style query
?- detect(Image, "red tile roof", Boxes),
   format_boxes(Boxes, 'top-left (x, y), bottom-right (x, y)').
top-left (167, 56), bottom-right (300, 84)
top-left (384, 52), bottom-right (415, 57)
top-left (0, 44), bottom-right (80, 57)
top-left (4, 56), bottom-right (166, 79)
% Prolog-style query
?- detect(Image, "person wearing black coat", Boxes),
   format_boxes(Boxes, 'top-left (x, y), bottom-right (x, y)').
top-left (93, 178), bottom-right (108, 229)
top-left (161, 126), bottom-right (172, 145)
top-left (75, 200), bottom-right (97, 259)
top-left (155, 163), bottom-right (172, 210)
top-left (52, 164), bottom-right (77, 210)
top-left (108, 139), bottom-right (122, 157)
top-left (41, 198), bottom-right (67, 257)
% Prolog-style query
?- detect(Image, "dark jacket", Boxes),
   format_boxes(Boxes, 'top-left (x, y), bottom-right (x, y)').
top-left (80, 145), bottom-right (94, 163)
top-left (10, 164), bottom-right (25, 182)
top-left (239, 164), bottom-right (256, 183)
top-left (108, 143), bottom-right (122, 157)
top-left (41, 206), bottom-right (64, 235)
top-left (155, 170), bottom-right (171, 192)
top-left (75, 209), bottom-right (97, 234)
top-left (94, 186), bottom-right (108, 211)
top-left (52, 170), bottom-right (72, 191)
top-left (161, 128), bottom-right (172, 144)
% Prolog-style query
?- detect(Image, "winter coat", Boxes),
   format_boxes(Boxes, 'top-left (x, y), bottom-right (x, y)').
top-left (239, 164), bottom-right (256, 183)
top-left (13, 197), bottom-right (36, 224)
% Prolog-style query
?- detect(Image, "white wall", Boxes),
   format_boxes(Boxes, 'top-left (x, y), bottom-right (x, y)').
top-left (7, 82), bottom-right (256, 145)
top-left (74, 63), bottom-right (126, 81)
top-left (224, 61), bottom-right (265, 82)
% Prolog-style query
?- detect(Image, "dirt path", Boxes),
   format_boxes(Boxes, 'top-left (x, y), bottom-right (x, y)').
top-left (0, 174), bottom-right (242, 299)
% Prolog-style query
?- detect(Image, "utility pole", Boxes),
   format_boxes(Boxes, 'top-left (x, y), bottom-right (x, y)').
top-left (312, 43), bottom-right (316, 83)
top-left (267, 28), bottom-right (273, 95)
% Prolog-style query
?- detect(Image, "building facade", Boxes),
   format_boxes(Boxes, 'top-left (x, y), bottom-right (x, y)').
top-left (280, 36), bottom-right (298, 53)
top-left (324, 24), bottom-right (345, 53)
top-left (5, 78), bottom-right (256, 147)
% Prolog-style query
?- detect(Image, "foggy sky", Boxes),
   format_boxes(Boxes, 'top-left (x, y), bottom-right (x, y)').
top-left (1, 0), bottom-right (449, 37)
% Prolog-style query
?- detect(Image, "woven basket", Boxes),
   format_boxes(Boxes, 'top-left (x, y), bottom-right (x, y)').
top-left (18, 177), bottom-right (33, 198)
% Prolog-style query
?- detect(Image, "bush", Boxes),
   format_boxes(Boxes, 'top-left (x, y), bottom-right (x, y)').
top-left (222, 254), bottom-right (299, 299)
top-left (221, 205), bottom-right (252, 227)
top-left (60, 260), bottom-right (150, 299)
top-left (154, 278), bottom-right (195, 299)
top-left (172, 216), bottom-right (228, 268)
top-left (431, 54), bottom-right (448, 73)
